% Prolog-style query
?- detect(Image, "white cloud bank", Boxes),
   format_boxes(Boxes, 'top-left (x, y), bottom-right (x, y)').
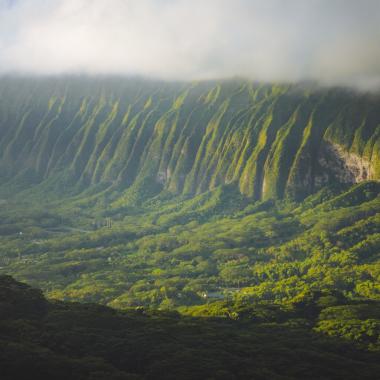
top-left (0, 0), bottom-right (380, 88)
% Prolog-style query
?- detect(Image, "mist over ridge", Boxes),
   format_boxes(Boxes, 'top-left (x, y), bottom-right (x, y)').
top-left (0, 0), bottom-right (380, 90)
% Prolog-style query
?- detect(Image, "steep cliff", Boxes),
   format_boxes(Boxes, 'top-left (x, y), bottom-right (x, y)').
top-left (0, 76), bottom-right (379, 203)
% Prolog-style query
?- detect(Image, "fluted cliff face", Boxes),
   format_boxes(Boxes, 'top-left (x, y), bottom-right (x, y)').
top-left (0, 76), bottom-right (379, 203)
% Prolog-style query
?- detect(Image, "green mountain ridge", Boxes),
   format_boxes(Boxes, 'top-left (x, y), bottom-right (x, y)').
top-left (0, 76), bottom-right (379, 204)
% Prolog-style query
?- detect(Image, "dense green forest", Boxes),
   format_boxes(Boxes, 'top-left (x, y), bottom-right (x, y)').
top-left (0, 180), bottom-right (379, 312)
top-left (0, 77), bottom-right (379, 378)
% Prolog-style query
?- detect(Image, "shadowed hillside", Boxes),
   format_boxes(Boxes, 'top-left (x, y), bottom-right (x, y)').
top-left (1, 275), bottom-right (380, 380)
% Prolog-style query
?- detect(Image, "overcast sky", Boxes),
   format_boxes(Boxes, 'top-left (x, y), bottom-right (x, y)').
top-left (0, 0), bottom-right (379, 88)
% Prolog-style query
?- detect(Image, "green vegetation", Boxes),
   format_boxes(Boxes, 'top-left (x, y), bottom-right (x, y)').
top-left (0, 181), bottom-right (378, 312)
top-left (0, 77), bottom-right (379, 378)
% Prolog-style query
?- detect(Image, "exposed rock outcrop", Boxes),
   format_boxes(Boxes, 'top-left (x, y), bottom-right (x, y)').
top-left (317, 141), bottom-right (376, 186)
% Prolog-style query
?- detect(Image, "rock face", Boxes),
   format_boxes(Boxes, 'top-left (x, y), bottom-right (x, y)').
top-left (318, 142), bottom-right (375, 185)
top-left (0, 76), bottom-right (379, 203)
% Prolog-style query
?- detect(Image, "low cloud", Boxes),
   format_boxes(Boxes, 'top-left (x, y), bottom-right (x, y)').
top-left (0, 0), bottom-right (380, 88)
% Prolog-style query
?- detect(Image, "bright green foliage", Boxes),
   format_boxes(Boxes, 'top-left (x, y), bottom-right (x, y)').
top-left (0, 180), bottom-right (379, 310)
